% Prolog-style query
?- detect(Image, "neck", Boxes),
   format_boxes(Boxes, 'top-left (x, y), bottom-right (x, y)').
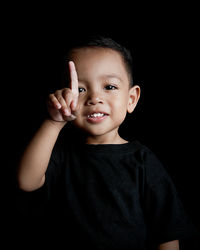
top-left (85, 131), bottom-right (128, 145)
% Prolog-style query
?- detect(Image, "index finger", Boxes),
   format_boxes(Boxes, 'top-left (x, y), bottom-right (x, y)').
top-left (69, 61), bottom-right (79, 95)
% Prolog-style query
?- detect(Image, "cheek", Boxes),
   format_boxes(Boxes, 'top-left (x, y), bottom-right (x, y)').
top-left (111, 95), bottom-right (128, 112)
top-left (110, 101), bottom-right (128, 124)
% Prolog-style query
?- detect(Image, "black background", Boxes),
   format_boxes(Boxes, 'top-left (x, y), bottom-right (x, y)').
top-left (3, 4), bottom-right (200, 248)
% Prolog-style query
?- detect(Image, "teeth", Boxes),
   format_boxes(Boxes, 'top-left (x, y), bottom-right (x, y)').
top-left (88, 113), bottom-right (105, 118)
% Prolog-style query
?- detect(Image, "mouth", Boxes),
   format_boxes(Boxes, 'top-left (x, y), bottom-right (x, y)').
top-left (86, 112), bottom-right (109, 123)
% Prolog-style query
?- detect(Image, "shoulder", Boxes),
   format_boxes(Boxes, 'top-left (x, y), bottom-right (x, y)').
top-left (128, 141), bottom-right (169, 181)
top-left (127, 140), bottom-right (159, 165)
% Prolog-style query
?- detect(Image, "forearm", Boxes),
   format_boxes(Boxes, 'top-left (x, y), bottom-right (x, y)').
top-left (17, 119), bottom-right (66, 191)
top-left (158, 240), bottom-right (179, 250)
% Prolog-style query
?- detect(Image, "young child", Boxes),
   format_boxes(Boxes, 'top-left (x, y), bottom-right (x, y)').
top-left (16, 36), bottom-right (197, 249)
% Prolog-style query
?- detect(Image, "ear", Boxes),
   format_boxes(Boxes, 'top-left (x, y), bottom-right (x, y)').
top-left (127, 85), bottom-right (141, 113)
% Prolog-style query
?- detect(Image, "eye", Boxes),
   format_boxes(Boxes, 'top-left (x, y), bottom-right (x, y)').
top-left (104, 84), bottom-right (118, 90)
top-left (78, 87), bottom-right (86, 93)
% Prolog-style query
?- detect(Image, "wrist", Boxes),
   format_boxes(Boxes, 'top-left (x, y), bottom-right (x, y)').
top-left (44, 118), bottom-right (67, 131)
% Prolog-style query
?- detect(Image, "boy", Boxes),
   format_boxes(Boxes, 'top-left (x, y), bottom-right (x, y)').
top-left (16, 36), bottom-right (196, 249)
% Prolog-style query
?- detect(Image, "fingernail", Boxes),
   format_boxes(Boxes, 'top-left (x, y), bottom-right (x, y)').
top-left (73, 99), bottom-right (78, 110)
top-left (69, 114), bottom-right (76, 120)
top-left (64, 109), bottom-right (70, 116)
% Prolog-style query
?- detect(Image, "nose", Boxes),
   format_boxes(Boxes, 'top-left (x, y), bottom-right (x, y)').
top-left (86, 91), bottom-right (104, 106)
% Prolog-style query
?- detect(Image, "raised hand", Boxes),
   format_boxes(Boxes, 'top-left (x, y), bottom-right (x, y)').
top-left (47, 61), bottom-right (79, 122)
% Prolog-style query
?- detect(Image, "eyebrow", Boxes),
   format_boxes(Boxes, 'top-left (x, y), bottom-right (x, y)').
top-left (101, 74), bottom-right (122, 82)
top-left (78, 74), bottom-right (123, 83)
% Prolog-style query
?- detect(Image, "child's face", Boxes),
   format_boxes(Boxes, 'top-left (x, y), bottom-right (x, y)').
top-left (70, 47), bottom-right (139, 144)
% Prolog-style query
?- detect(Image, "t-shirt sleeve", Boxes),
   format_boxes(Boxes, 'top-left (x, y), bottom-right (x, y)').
top-left (44, 136), bottom-right (66, 197)
top-left (142, 148), bottom-right (198, 246)
top-left (15, 136), bottom-right (66, 217)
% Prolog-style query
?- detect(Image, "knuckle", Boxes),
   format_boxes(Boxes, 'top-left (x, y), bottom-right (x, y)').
top-left (62, 88), bottom-right (71, 96)
top-left (57, 96), bottom-right (64, 103)
top-left (54, 89), bottom-right (62, 96)
top-left (63, 92), bottom-right (73, 102)
top-left (49, 94), bottom-right (56, 102)
top-left (62, 88), bottom-right (69, 91)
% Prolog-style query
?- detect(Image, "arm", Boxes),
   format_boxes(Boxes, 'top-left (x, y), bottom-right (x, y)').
top-left (158, 240), bottom-right (179, 250)
top-left (17, 61), bottom-right (79, 191)
top-left (17, 119), bottom-right (66, 191)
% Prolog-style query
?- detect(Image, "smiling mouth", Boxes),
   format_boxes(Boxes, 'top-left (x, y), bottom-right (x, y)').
top-left (87, 112), bottom-right (107, 118)
top-left (86, 112), bottom-right (109, 123)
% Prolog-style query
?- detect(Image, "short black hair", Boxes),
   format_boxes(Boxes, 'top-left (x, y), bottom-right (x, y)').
top-left (64, 35), bottom-right (135, 87)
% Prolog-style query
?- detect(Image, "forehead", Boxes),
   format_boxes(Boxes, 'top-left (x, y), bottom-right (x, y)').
top-left (69, 47), bottom-right (129, 82)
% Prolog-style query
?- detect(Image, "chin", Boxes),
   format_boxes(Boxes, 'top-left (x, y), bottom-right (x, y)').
top-left (85, 129), bottom-right (107, 137)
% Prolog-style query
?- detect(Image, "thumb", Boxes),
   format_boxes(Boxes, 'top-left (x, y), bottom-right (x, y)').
top-left (71, 97), bottom-right (79, 111)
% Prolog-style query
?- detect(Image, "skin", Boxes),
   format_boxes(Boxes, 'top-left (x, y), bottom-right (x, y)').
top-left (49, 48), bottom-right (140, 144)
top-left (18, 47), bottom-right (179, 249)
top-left (159, 240), bottom-right (179, 250)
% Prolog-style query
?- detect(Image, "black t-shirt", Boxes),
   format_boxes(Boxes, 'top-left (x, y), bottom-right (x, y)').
top-left (39, 139), bottom-right (196, 249)
top-left (16, 139), bottom-right (198, 249)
